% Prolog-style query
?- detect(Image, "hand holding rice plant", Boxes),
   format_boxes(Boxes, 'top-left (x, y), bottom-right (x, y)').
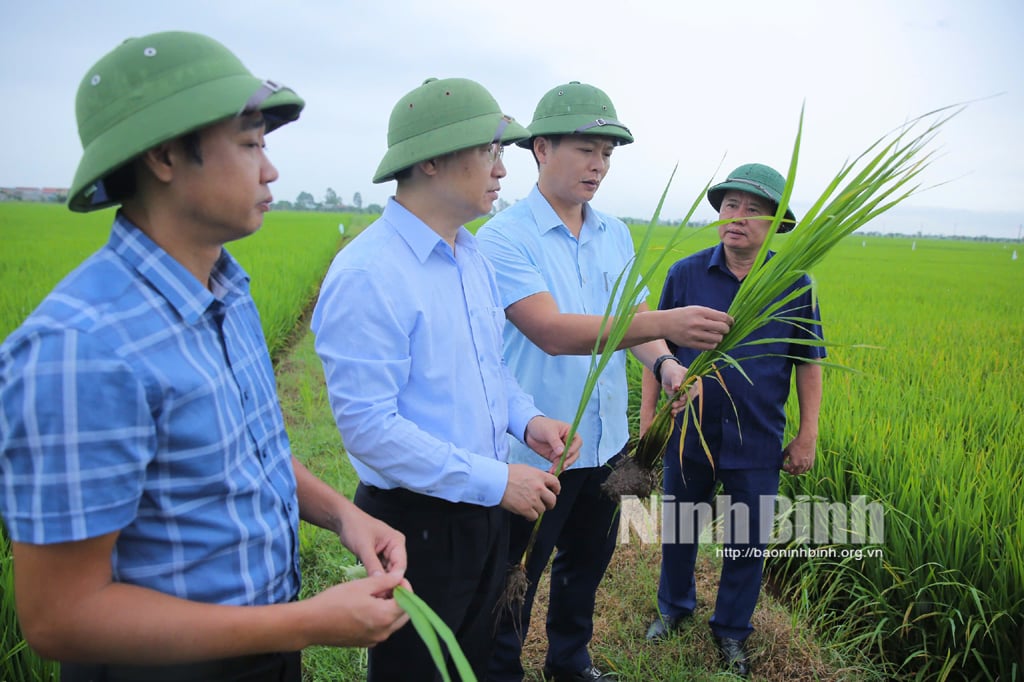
top-left (602, 104), bottom-right (961, 502)
top-left (502, 103), bottom-right (961, 614)
top-left (341, 563), bottom-right (478, 682)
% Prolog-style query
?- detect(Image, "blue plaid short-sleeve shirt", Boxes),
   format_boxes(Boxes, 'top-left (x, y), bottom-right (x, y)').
top-left (0, 214), bottom-right (299, 606)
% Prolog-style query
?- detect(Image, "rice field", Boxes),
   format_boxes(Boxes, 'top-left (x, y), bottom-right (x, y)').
top-left (0, 202), bottom-right (1021, 679)
top-left (634, 225), bottom-right (1024, 680)
top-left (0, 202), bottom-right (362, 682)
top-left (0, 202), bottom-right (365, 350)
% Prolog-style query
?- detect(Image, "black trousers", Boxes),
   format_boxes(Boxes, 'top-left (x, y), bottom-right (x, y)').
top-left (355, 483), bottom-right (509, 682)
top-left (488, 457), bottom-right (621, 681)
top-left (60, 651), bottom-right (301, 682)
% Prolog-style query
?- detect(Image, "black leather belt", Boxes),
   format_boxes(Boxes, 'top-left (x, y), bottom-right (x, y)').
top-left (361, 483), bottom-right (490, 513)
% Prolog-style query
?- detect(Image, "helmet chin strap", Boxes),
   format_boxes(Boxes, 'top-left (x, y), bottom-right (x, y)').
top-left (241, 79), bottom-right (293, 114)
top-left (492, 115), bottom-right (512, 143)
top-left (573, 118), bottom-right (631, 135)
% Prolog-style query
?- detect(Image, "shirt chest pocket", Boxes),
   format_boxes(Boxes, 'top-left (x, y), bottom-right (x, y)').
top-left (467, 305), bottom-right (507, 364)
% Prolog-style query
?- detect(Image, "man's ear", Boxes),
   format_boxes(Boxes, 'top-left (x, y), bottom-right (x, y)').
top-left (139, 142), bottom-right (176, 183)
top-left (533, 136), bottom-right (552, 164)
top-left (416, 157), bottom-right (441, 177)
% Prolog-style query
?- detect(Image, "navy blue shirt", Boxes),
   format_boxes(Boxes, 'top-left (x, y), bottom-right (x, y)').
top-left (660, 244), bottom-right (825, 470)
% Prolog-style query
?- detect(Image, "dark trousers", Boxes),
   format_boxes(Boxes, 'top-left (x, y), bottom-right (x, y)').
top-left (657, 456), bottom-right (781, 641)
top-left (488, 459), bottom-right (621, 681)
top-left (355, 483), bottom-right (509, 682)
top-left (60, 651), bottom-right (301, 682)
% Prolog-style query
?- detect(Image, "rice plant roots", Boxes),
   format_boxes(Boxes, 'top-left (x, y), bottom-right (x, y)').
top-left (497, 564), bottom-right (530, 624)
top-left (601, 456), bottom-right (661, 502)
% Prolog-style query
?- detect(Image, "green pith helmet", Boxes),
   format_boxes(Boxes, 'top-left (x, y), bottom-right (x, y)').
top-left (373, 77), bottom-right (530, 184)
top-left (518, 81), bottom-right (633, 148)
top-left (707, 163), bottom-right (798, 232)
top-left (69, 31), bottom-right (305, 213)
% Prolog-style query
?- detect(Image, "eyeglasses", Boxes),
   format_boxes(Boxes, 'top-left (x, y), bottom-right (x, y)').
top-left (486, 115), bottom-right (512, 164)
top-left (486, 143), bottom-right (505, 163)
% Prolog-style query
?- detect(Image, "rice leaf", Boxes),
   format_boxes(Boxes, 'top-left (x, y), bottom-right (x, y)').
top-left (393, 586), bottom-right (477, 682)
top-left (604, 103), bottom-right (963, 507)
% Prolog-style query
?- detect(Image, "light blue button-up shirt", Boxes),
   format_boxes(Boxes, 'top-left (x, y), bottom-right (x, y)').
top-left (0, 214), bottom-right (299, 606)
top-left (477, 185), bottom-right (647, 470)
top-left (311, 198), bottom-right (542, 507)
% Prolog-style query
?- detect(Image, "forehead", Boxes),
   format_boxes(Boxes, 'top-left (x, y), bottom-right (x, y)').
top-left (565, 133), bottom-right (616, 150)
top-left (233, 111), bottom-right (267, 133)
top-left (721, 189), bottom-right (768, 206)
top-left (204, 112), bottom-right (266, 135)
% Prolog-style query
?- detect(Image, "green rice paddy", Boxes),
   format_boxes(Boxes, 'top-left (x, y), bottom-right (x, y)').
top-left (1, 203), bottom-right (1021, 680)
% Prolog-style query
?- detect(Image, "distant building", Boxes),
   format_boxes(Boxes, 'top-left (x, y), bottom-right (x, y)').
top-left (0, 186), bottom-right (69, 202)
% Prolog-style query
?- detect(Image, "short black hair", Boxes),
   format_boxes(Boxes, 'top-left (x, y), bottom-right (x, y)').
top-left (100, 129), bottom-right (205, 205)
top-left (529, 134), bottom-right (563, 167)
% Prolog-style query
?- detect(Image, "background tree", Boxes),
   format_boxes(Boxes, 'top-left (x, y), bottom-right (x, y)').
top-left (324, 187), bottom-right (339, 209)
top-left (352, 191), bottom-right (363, 210)
top-left (296, 191), bottom-right (317, 210)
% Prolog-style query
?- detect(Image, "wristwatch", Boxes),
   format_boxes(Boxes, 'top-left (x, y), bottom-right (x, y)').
top-left (652, 354), bottom-right (682, 384)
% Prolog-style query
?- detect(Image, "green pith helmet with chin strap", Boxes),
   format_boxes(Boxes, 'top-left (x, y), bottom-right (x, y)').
top-left (707, 163), bottom-right (798, 233)
top-left (69, 31), bottom-right (305, 213)
top-left (373, 77), bottom-right (530, 184)
top-left (518, 81), bottom-right (634, 148)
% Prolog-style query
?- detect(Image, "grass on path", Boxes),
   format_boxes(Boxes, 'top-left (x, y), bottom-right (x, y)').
top-left (276, 325), bottom-right (886, 681)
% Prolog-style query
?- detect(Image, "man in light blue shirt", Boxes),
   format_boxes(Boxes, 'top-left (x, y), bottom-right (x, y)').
top-left (311, 77), bottom-right (581, 682)
top-left (477, 82), bottom-right (732, 682)
top-left (0, 31), bottom-right (409, 682)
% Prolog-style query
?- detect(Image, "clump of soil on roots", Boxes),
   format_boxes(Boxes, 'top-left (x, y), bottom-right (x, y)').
top-left (601, 456), bottom-right (660, 502)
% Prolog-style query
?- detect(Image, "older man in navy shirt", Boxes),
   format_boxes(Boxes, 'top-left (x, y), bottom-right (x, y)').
top-left (640, 163), bottom-right (825, 678)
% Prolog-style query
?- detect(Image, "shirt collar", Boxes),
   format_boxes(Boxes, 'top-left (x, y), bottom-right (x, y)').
top-left (382, 197), bottom-right (480, 264)
top-left (109, 212), bottom-right (250, 325)
top-left (525, 184), bottom-right (606, 238)
top-left (709, 242), bottom-right (776, 281)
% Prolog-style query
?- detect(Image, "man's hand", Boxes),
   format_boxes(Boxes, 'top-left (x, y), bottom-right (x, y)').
top-left (667, 376), bottom-right (701, 419)
top-left (664, 305), bottom-right (732, 350)
top-left (659, 359), bottom-right (687, 396)
top-left (524, 415), bottom-right (582, 474)
top-left (302, 572), bottom-right (411, 648)
top-left (501, 464), bottom-right (560, 520)
top-left (782, 431), bottom-right (817, 475)
top-left (336, 502), bottom-right (407, 578)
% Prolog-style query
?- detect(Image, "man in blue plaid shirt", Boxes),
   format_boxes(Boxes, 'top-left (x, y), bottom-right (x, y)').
top-left (0, 31), bottom-right (409, 682)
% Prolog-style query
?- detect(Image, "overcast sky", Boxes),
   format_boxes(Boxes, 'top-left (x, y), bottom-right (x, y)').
top-left (3, 0), bottom-right (1022, 238)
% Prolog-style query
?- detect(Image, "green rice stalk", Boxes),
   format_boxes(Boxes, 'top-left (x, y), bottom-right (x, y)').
top-left (604, 104), bottom-right (962, 502)
top-left (339, 563), bottom-right (477, 681)
top-left (504, 164), bottom-right (718, 605)
top-left (393, 586), bottom-right (477, 682)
